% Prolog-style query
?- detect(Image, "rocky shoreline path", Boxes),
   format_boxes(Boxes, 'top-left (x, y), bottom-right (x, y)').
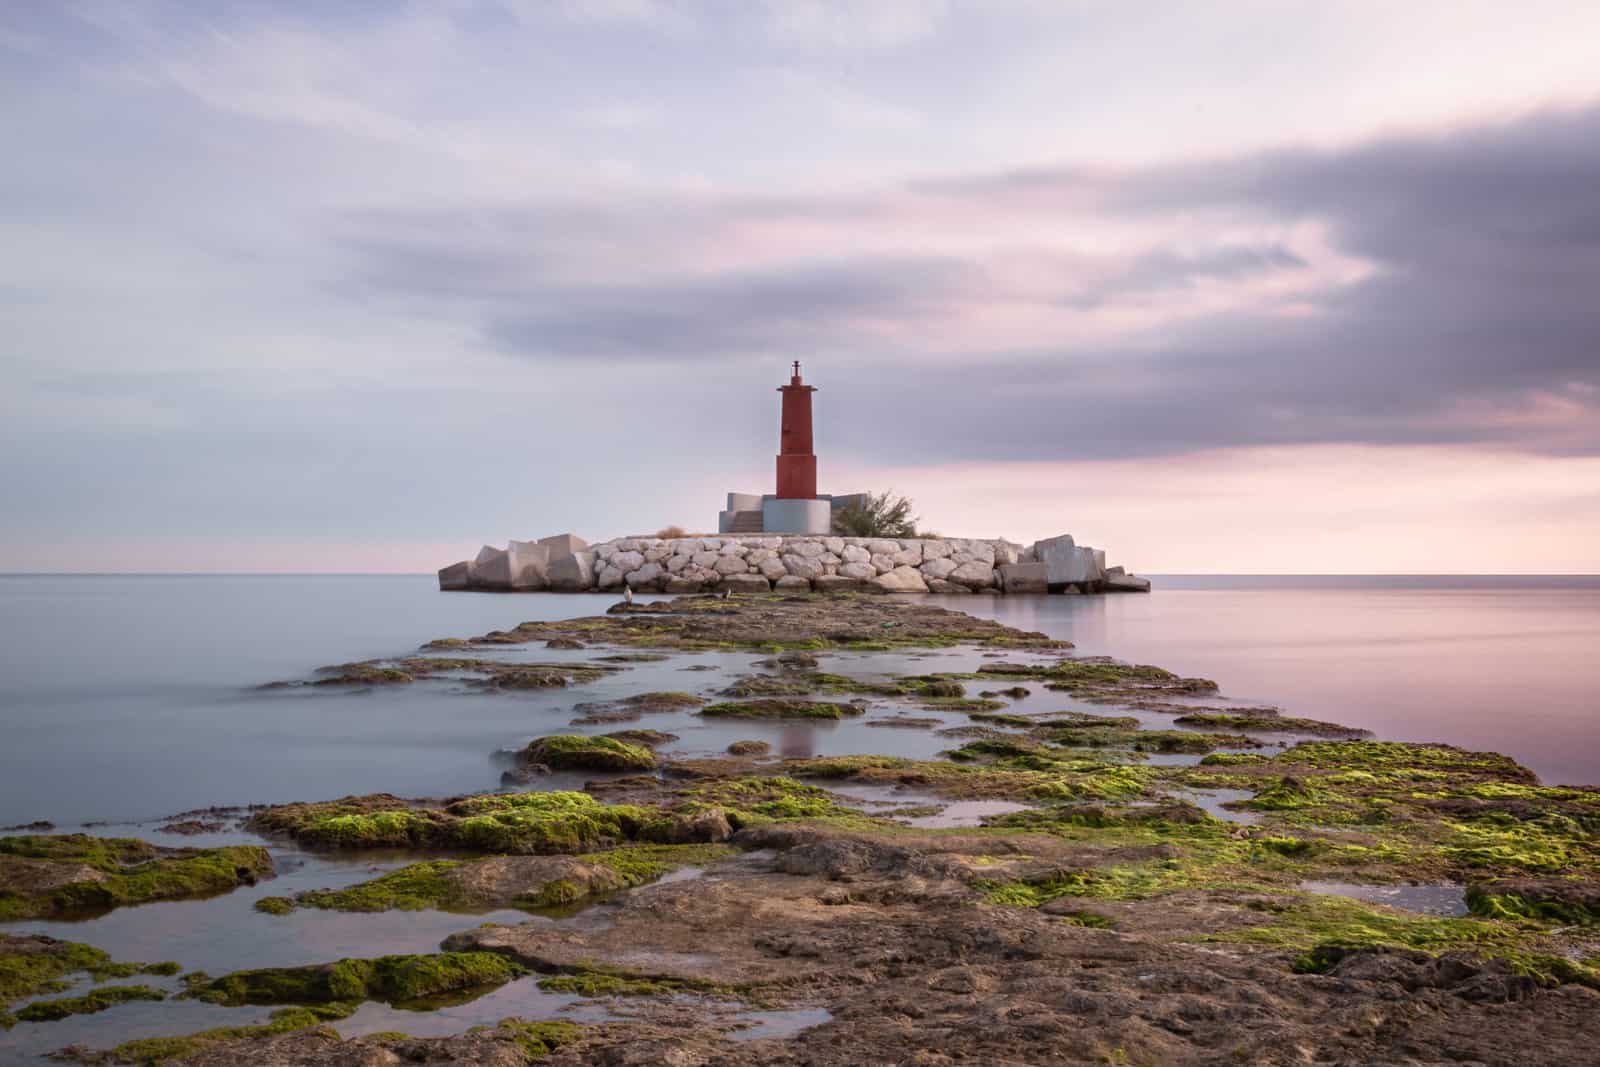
top-left (3, 593), bottom-right (1598, 1065)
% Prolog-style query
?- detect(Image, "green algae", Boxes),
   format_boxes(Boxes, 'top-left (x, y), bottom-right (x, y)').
top-left (187, 952), bottom-right (525, 1008)
top-left (522, 734), bottom-right (657, 772)
top-left (620, 691), bottom-right (704, 709)
top-left (918, 697), bottom-right (1008, 712)
top-left (568, 843), bottom-right (736, 888)
top-left (253, 896), bottom-right (295, 916)
top-left (787, 753), bottom-right (1150, 803)
top-left (1038, 725), bottom-right (1260, 754)
top-left (14, 984), bottom-right (165, 1023)
top-left (1196, 891), bottom-right (1557, 973)
top-left (700, 699), bottom-right (865, 720)
top-left (0, 836), bottom-right (273, 919)
top-left (1465, 883), bottom-right (1600, 925)
top-left (1, 938), bottom-right (179, 1024)
top-left (291, 860), bottom-right (468, 913)
top-left (491, 1018), bottom-right (584, 1057)
top-left (1171, 712), bottom-right (1369, 737)
top-left (536, 971), bottom-right (719, 997)
top-left (62, 1003), bottom-right (356, 1065)
top-left (250, 791), bottom-right (651, 855)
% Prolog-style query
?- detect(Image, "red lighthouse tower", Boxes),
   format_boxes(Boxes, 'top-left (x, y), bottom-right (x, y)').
top-left (776, 361), bottom-right (818, 499)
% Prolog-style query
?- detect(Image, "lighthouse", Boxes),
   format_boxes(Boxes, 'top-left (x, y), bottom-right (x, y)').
top-left (716, 363), bottom-right (861, 535)
top-left (776, 361), bottom-right (818, 499)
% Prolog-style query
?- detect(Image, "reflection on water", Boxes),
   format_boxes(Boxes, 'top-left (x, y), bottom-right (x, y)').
top-left (936, 578), bottom-right (1600, 787)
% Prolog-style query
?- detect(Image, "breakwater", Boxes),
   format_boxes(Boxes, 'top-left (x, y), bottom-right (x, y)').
top-left (439, 532), bottom-right (1150, 595)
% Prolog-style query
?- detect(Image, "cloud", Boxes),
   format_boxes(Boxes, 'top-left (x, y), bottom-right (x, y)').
top-left (324, 104), bottom-right (1600, 462)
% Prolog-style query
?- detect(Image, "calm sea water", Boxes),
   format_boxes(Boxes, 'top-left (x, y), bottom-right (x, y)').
top-left (1, 574), bottom-right (1597, 827)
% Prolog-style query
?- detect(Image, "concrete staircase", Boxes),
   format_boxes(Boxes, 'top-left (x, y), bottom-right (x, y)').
top-left (727, 510), bottom-right (764, 534)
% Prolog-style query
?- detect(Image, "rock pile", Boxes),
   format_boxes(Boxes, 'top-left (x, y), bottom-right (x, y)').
top-left (440, 533), bottom-right (1150, 595)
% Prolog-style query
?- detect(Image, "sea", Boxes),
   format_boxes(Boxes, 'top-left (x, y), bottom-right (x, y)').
top-left (2, 573), bottom-right (1597, 829)
top-left (2, 572), bottom-right (1598, 1062)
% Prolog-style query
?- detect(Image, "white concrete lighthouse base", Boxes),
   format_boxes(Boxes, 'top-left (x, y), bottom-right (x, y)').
top-left (761, 497), bottom-right (832, 535)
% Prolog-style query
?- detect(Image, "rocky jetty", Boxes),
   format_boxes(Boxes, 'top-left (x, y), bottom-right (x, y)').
top-left (439, 532), bottom-right (1150, 595)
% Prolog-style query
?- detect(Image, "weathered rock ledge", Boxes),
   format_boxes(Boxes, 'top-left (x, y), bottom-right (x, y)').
top-left (439, 531), bottom-right (1150, 596)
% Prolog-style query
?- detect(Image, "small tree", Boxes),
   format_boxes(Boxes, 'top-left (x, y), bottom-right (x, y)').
top-left (832, 491), bottom-right (919, 539)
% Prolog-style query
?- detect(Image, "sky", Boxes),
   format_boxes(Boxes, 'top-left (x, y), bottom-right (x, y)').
top-left (3, 1), bottom-right (1599, 574)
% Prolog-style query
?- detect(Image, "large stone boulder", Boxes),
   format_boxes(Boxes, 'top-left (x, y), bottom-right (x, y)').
top-left (473, 547), bottom-right (519, 590)
top-left (1064, 546), bottom-right (1105, 585)
top-left (538, 533), bottom-right (589, 561)
top-left (1105, 573), bottom-right (1152, 593)
top-left (720, 573), bottom-right (772, 594)
top-left (782, 554), bottom-right (826, 580)
top-left (998, 562), bottom-right (1048, 594)
top-left (714, 555), bottom-right (753, 576)
top-left (613, 550), bottom-right (646, 573)
top-left (757, 556), bottom-right (788, 580)
top-left (993, 541), bottom-right (1023, 567)
top-left (949, 560), bottom-right (996, 590)
top-left (547, 550), bottom-right (596, 592)
top-left (870, 565), bottom-right (929, 593)
top-left (926, 578), bottom-right (970, 594)
top-left (814, 574), bottom-right (866, 592)
top-left (438, 561), bottom-right (471, 591)
top-left (504, 541), bottom-right (552, 590)
top-left (1032, 534), bottom-right (1083, 585)
top-left (625, 562), bottom-right (664, 589)
top-left (774, 575), bottom-right (812, 592)
top-left (921, 540), bottom-right (952, 561)
top-left (838, 561), bottom-right (875, 580)
top-left (840, 544), bottom-right (871, 564)
top-left (470, 545), bottom-right (508, 589)
top-left (919, 557), bottom-right (957, 581)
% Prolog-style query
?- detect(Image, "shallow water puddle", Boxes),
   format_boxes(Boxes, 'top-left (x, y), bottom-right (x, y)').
top-left (3, 844), bottom-right (539, 973)
top-left (905, 800), bottom-right (1030, 828)
top-left (1299, 880), bottom-right (1469, 917)
top-left (333, 977), bottom-right (615, 1038)
top-left (1176, 788), bottom-right (1261, 824)
top-left (0, 991), bottom-right (278, 1066)
top-left (727, 1006), bottom-right (833, 1041)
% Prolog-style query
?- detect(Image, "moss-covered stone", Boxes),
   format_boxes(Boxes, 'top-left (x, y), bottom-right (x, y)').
top-left (1, 935), bottom-right (178, 1019)
top-left (699, 699), bottom-right (865, 720)
top-left (187, 952), bottom-right (525, 1008)
top-left (522, 734), bottom-right (657, 772)
top-left (14, 984), bottom-right (166, 1023)
top-left (60, 1003), bottom-right (355, 1064)
top-left (248, 791), bottom-right (652, 855)
top-left (0, 835), bottom-right (273, 919)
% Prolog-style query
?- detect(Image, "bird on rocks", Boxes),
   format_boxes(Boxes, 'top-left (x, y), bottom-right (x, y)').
top-left (623, 586), bottom-right (634, 605)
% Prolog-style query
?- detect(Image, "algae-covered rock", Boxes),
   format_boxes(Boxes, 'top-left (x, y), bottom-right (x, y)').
top-left (0, 835), bottom-right (272, 919)
top-left (522, 734), bottom-right (657, 772)
top-left (247, 791), bottom-right (652, 855)
top-left (699, 699), bottom-right (865, 720)
top-left (186, 951), bottom-right (524, 1007)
